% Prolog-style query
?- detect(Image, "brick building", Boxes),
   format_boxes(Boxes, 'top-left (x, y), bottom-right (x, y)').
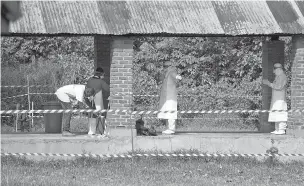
top-left (2, 1), bottom-right (304, 131)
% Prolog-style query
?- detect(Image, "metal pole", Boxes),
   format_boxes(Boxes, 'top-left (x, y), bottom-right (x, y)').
top-left (15, 104), bottom-right (19, 132)
top-left (31, 102), bottom-right (34, 128)
top-left (130, 110), bottom-right (134, 153)
top-left (130, 58), bottom-right (135, 181)
top-left (27, 76), bottom-right (32, 128)
top-left (130, 71), bottom-right (134, 154)
top-left (106, 98), bottom-right (111, 136)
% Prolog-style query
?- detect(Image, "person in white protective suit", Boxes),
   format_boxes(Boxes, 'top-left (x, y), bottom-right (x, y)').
top-left (157, 61), bottom-right (182, 135)
top-left (86, 67), bottom-right (110, 136)
top-left (55, 84), bottom-right (95, 136)
top-left (262, 63), bottom-right (288, 135)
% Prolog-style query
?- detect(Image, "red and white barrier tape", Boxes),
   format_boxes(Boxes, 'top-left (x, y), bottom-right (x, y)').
top-left (1, 94), bottom-right (28, 99)
top-left (0, 85), bottom-right (53, 88)
top-left (141, 117), bottom-right (258, 120)
top-left (1, 152), bottom-right (303, 157)
top-left (0, 90), bottom-right (264, 99)
top-left (30, 93), bottom-right (55, 95)
top-left (27, 93), bottom-right (261, 98)
top-left (132, 110), bottom-right (297, 114)
top-left (0, 109), bottom-right (119, 114)
top-left (1, 93), bottom-right (55, 99)
top-left (0, 84), bottom-right (263, 98)
top-left (0, 109), bottom-right (301, 114)
top-left (1, 115), bottom-right (91, 118)
top-left (132, 95), bottom-right (263, 98)
top-left (111, 93), bottom-right (263, 98)
top-left (1, 115), bottom-right (258, 120)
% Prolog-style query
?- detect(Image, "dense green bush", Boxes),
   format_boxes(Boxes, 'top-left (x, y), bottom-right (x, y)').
top-left (132, 36), bottom-right (292, 130)
top-left (1, 36), bottom-right (292, 130)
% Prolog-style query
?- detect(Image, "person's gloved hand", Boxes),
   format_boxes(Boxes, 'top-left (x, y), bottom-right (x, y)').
top-left (72, 104), bottom-right (79, 109)
top-left (87, 96), bottom-right (94, 102)
top-left (70, 99), bottom-right (79, 109)
top-left (262, 79), bottom-right (270, 86)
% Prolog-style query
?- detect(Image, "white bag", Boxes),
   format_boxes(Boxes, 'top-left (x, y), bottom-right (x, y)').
top-left (88, 118), bottom-right (97, 135)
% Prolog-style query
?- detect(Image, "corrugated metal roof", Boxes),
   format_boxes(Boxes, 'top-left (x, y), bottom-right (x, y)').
top-left (6, 0), bottom-right (304, 36)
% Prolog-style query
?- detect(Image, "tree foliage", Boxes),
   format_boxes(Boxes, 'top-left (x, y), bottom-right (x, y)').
top-left (1, 36), bottom-right (292, 129)
top-left (1, 36), bottom-right (95, 112)
top-left (133, 37), bottom-right (266, 111)
top-left (133, 36), bottom-right (292, 129)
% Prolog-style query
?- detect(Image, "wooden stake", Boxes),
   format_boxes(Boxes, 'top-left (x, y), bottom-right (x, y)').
top-left (31, 102), bottom-right (34, 128)
top-left (27, 76), bottom-right (32, 128)
top-left (15, 104), bottom-right (20, 132)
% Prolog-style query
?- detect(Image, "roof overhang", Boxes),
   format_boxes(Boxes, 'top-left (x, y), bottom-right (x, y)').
top-left (2, 1), bottom-right (304, 37)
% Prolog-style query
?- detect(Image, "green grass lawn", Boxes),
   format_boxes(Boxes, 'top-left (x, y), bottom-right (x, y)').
top-left (1, 151), bottom-right (303, 186)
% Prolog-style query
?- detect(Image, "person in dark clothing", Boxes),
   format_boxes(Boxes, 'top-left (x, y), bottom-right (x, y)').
top-left (85, 67), bottom-right (110, 135)
top-left (86, 67), bottom-right (110, 110)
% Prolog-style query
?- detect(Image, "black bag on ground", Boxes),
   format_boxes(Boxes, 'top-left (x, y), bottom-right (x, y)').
top-left (135, 117), bottom-right (157, 136)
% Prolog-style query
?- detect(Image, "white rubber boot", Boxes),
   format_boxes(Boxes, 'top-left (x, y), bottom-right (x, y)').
top-left (274, 130), bottom-right (286, 135)
top-left (275, 122), bottom-right (287, 135)
top-left (162, 120), bottom-right (176, 135)
top-left (104, 119), bottom-right (110, 136)
top-left (270, 122), bottom-right (279, 134)
top-left (88, 118), bottom-right (97, 135)
top-left (162, 129), bottom-right (175, 135)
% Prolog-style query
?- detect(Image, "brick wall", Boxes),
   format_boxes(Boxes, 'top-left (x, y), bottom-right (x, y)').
top-left (260, 40), bottom-right (285, 132)
top-left (289, 35), bottom-right (304, 129)
top-left (94, 36), bottom-right (134, 127)
top-left (108, 37), bottom-right (134, 126)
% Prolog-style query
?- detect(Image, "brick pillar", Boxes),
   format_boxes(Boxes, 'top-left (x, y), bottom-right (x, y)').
top-left (259, 40), bottom-right (285, 133)
top-left (94, 35), bottom-right (112, 109)
top-left (289, 35), bottom-right (304, 129)
top-left (108, 37), bottom-right (134, 126)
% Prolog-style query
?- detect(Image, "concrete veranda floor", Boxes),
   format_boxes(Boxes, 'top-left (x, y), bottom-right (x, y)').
top-left (1, 128), bottom-right (304, 162)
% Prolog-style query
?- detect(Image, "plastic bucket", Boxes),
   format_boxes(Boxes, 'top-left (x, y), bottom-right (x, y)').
top-left (43, 101), bottom-right (63, 133)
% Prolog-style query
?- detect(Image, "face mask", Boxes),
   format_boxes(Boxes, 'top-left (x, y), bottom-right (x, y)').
top-left (274, 68), bottom-right (282, 75)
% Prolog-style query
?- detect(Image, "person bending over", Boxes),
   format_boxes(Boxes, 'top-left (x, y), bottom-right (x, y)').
top-left (55, 84), bottom-right (94, 136)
